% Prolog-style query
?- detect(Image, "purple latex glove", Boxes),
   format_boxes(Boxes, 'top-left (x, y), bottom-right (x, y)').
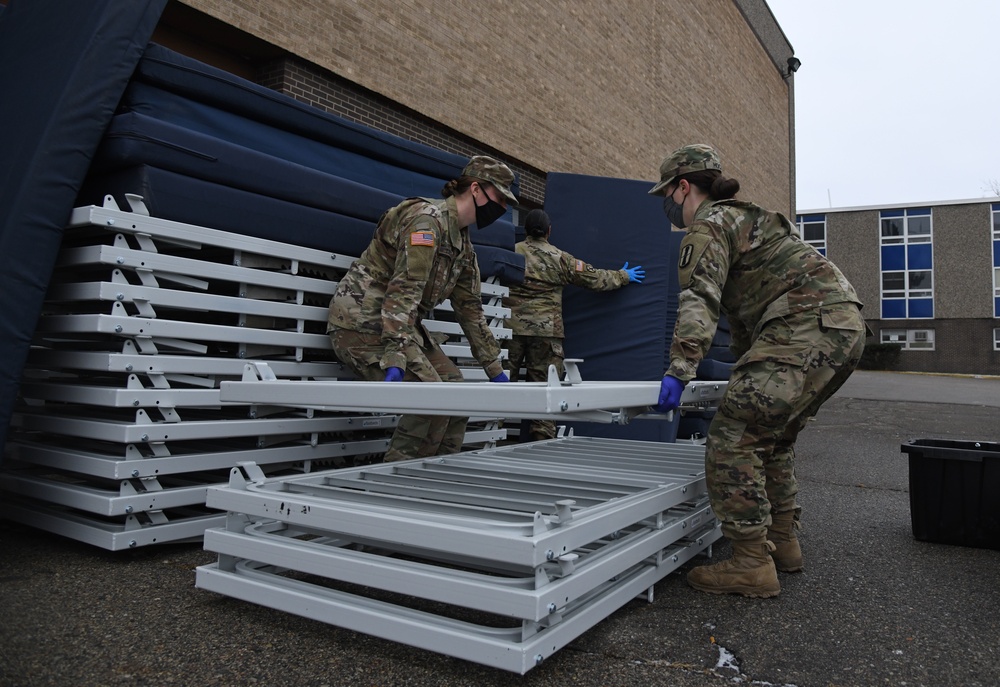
top-left (490, 372), bottom-right (510, 383)
top-left (655, 374), bottom-right (685, 412)
top-left (384, 367), bottom-right (404, 382)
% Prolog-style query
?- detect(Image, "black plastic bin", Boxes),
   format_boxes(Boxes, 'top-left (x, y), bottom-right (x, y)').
top-left (902, 439), bottom-right (1000, 550)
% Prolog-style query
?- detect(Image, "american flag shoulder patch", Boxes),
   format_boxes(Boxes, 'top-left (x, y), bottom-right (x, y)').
top-left (410, 231), bottom-right (436, 247)
top-left (575, 259), bottom-right (584, 271)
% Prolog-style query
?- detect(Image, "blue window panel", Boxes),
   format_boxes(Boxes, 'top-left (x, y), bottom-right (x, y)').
top-left (881, 245), bottom-right (906, 270)
top-left (818, 247), bottom-right (826, 256)
top-left (881, 209), bottom-right (904, 218)
top-left (882, 299), bottom-right (906, 319)
top-left (802, 214), bottom-right (825, 222)
top-left (991, 203), bottom-right (999, 212)
top-left (908, 298), bottom-right (934, 318)
top-left (907, 207), bottom-right (931, 216)
top-left (908, 243), bottom-right (933, 269)
top-left (995, 296), bottom-right (1000, 317)
top-left (993, 240), bottom-right (1000, 267)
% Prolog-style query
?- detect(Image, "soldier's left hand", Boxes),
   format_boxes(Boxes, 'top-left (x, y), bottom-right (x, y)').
top-left (621, 261), bottom-right (645, 283)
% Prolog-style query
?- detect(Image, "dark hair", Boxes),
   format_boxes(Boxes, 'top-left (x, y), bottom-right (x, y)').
top-left (441, 175), bottom-right (478, 198)
top-left (680, 169), bottom-right (741, 200)
top-left (523, 208), bottom-right (551, 238)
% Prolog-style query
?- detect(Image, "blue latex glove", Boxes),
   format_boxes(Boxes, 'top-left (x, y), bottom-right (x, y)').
top-left (383, 367), bottom-right (404, 382)
top-left (621, 261), bottom-right (645, 283)
top-left (655, 374), bottom-right (685, 412)
top-left (490, 372), bottom-right (510, 383)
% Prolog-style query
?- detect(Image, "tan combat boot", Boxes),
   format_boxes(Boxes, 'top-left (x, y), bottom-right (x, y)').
top-left (767, 511), bottom-right (803, 573)
top-left (687, 537), bottom-right (780, 598)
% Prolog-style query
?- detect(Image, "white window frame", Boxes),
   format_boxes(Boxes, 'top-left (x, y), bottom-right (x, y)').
top-left (881, 328), bottom-right (935, 351)
top-left (994, 328), bottom-right (1000, 352)
top-left (795, 215), bottom-right (827, 254)
top-left (879, 208), bottom-right (934, 319)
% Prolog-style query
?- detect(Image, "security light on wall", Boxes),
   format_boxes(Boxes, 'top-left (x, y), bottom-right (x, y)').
top-left (785, 56), bottom-right (802, 77)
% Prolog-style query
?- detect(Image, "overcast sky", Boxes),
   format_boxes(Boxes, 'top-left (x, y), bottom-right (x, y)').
top-left (765, 1), bottom-right (1000, 212)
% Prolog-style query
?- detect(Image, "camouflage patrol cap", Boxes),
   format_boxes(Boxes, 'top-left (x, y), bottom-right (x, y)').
top-left (462, 155), bottom-right (519, 206)
top-left (648, 144), bottom-right (723, 195)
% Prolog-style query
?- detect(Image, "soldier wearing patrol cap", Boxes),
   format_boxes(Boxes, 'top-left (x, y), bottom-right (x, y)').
top-left (650, 144), bottom-right (868, 597)
top-left (328, 155), bottom-right (518, 462)
top-left (504, 209), bottom-right (646, 441)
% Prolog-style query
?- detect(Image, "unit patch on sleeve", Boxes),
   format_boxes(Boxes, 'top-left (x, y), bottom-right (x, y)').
top-left (677, 233), bottom-right (712, 287)
top-left (575, 259), bottom-right (584, 271)
top-left (410, 232), bottom-right (436, 247)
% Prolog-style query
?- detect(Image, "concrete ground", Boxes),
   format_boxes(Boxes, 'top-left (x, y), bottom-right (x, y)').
top-left (2, 370), bottom-right (999, 687)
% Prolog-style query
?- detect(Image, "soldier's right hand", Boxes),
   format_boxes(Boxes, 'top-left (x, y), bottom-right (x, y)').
top-left (384, 367), bottom-right (404, 382)
top-left (654, 374), bottom-right (685, 412)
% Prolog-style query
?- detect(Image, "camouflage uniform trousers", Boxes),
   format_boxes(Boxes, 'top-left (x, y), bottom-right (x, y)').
top-left (506, 335), bottom-right (565, 441)
top-left (329, 328), bottom-right (467, 463)
top-left (705, 302), bottom-right (866, 541)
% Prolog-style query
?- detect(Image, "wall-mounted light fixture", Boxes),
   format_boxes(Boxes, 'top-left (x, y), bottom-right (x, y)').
top-left (784, 56), bottom-right (802, 78)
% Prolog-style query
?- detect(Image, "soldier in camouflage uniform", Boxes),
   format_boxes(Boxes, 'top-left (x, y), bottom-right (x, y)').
top-left (649, 144), bottom-right (867, 598)
top-left (328, 156), bottom-right (517, 462)
top-left (504, 209), bottom-right (645, 441)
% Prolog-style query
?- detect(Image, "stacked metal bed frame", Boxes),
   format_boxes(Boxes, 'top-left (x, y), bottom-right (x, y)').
top-left (0, 195), bottom-right (510, 550)
top-left (195, 369), bottom-right (724, 673)
top-left (196, 435), bottom-right (721, 674)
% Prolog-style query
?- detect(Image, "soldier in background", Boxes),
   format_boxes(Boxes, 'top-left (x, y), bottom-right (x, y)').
top-left (504, 208), bottom-right (645, 441)
top-left (649, 144), bottom-right (867, 598)
top-left (328, 156), bottom-right (516, 462)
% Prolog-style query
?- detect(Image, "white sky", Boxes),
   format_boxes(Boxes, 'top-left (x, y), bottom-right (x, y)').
top-left (764, 1), bottom-right (1000, 212)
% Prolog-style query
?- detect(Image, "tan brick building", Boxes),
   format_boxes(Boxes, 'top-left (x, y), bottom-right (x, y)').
top-left (152, 0), bottom-right (799, 214)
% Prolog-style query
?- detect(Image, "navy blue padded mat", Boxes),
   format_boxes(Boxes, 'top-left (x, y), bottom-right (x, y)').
top-left (91, 110), bottom-right (515, 250)
top-left (0, 0), bottom-right (167, 459)
top-left (537, 173), bottom-right (679, 442)
top-left (79, 165), bottom-right (523, 281)
top-left (118, 45), bottom-right (517, 248)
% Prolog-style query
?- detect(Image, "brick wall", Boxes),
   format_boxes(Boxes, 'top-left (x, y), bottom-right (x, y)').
top-left (177, 0), bottom-right (792, 213)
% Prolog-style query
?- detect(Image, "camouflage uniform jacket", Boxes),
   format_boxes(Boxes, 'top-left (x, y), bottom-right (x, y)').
top-left (328, 197), bottom-right (503, 378)
top-left (505, 236), bottom-right (630, 338)
top-left (667, 199), bottom-right (862, 382)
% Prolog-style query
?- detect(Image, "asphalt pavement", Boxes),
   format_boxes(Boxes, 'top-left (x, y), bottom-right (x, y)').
top-left (2, 370), bottom-right (999, 687)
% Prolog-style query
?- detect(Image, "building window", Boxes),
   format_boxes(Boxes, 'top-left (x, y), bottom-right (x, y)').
top-left (880, 207), bottom-right (933, 319)
top-left (882, 328), bottom-right (935, 350)
top-left (994, 328), bottom-right (1000, 351)
top-left (795, 214), bottom-right (826, 255)
top-left (992, 203), bottom-right (999, 318)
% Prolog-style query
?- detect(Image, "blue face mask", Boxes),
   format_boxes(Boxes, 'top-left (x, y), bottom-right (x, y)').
top-left (663, 192), bottom-right (686, 228)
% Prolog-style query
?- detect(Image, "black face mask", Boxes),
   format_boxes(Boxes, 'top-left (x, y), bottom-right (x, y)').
top-left (663, 192), bottom-right (686, 228)
top-left (473, 185), bottom-right (507, 229)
